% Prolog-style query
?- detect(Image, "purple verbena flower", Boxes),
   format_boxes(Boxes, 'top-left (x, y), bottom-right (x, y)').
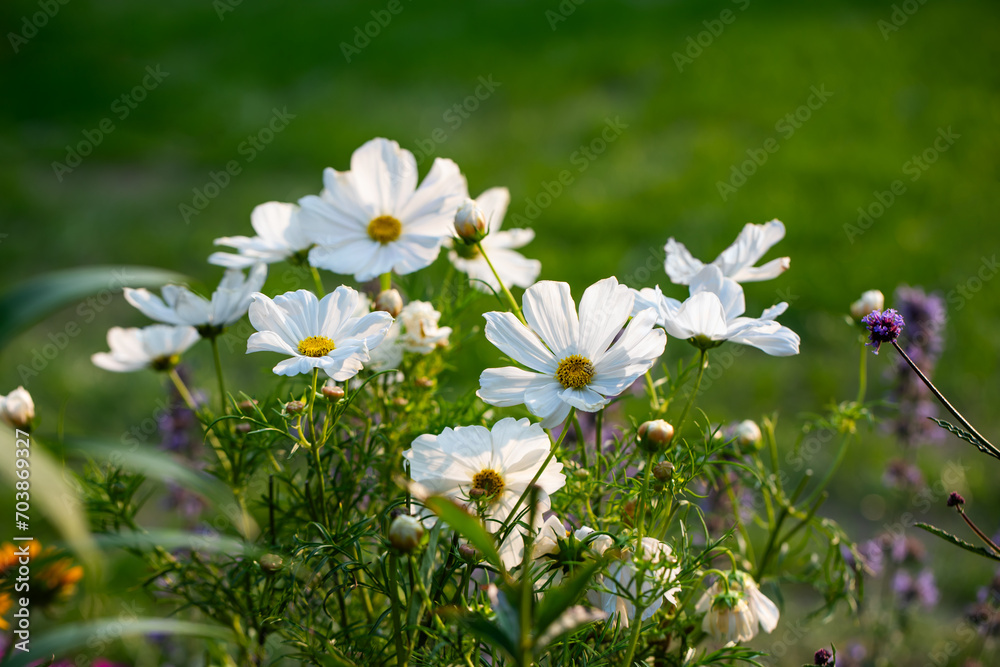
top-left (814, 648), bottom-right (834, 665)
top-left (861, 308), bottom-right (905, 354)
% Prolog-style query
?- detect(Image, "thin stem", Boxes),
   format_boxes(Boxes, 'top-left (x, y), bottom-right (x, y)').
top-left (380, 272), bottom-right (392, 292)
top-left (310, 266), bottom-right (326, 297)
top-left (307, 369), bottom-right (329, 526)
top-left (621, 451), bottom-right (655, 667)
top-left (476, 241), bottom-right (526, 326)
top-left (168, 368), bottom-right (233, 479)
top-left (389, 553), bottom-right (408, 667)
top-left (644, 371), bottom-right (660, 411)
top-left (957, 506), bottom-right (1000, 556)
top-left (890, 340), bottom-right (1000, 460)
top-left (856, 341), bottom-right (868, 404)
top-left (210, 336), bottom-right (229, 415)
top-left (675, 349), bottom-right (707, 438)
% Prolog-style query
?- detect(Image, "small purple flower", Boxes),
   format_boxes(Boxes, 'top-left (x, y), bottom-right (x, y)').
top-left (861, 308), bottom-right (905, 354)
top-left (814, 648), bottom-right (834, 665)
top-left (948, 492), bottom-right (966, 507)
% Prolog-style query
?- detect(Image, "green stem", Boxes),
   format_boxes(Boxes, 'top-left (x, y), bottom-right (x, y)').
top-left (957, 506), bottom-right (1000, 556)
top-left (644, 371), bottom-right (660, 411)
top-left (476, 241), bottom-right (526, 326)
top-left (389, 553), bottom-right (408, 667)
top-left (307, 369), bottom-right (329, 526)
top-left (674, 349), bottom-right (707, 438)
top-left (856, 340), bottom-right (867, 404)
top-left (210, 336), bottom-right (229, 415)
top-left (621, 451), bottom-right (655, 667)
top-left (380, 272), bottom-right (392, 292)
top-left (169, 368), bottom-right (233, 479)
top-left (311, 266), bottom-right (326, 297)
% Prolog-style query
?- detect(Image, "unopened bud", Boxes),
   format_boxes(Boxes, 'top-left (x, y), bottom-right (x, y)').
top-left (652, 461), bottom-right (674, 482)
top-left (322, 383), bottom-right (345, 400)
top-left (285, 400), bottom-right (305, 414)
top-left (733, 419), bottom-right (762, 448)
top-left (458, 543), bottom-right (479, 560)
top-left (393, 397), bottom-right (409, 407)
top-left (237, 399), bottom-right (258, 412)
top-left (375, 289), bottom-right (403, 317)
top-left (259, 553), bottom-right (284, 574)
top-left (0, 386), bottom-right (35, 430)
top-left (850, 289), bottom-right (885, 321)
top-left (235, 422), bottom-right (252, 434)
top-left (415, 376), bottom-right (435, 389)
top-left (468, 488), bottom-right (486, 499)
top-left (637, 419), bottom-right (675, 453)
top-left (453, 200), bottom-right (488, 243)
top-left (389, 515), bottom-right (425, 552)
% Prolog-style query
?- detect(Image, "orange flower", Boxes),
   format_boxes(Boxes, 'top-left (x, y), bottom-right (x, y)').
top-left (0, 593), bottom-right (11, 631)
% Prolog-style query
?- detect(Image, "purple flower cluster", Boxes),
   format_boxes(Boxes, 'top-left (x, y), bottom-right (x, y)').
top-left (860, 308), bottom-right (905, 354)
top-left (892, 569), bottom-right (940, 608)
top-left (888, 286), bottom-right (948, 446)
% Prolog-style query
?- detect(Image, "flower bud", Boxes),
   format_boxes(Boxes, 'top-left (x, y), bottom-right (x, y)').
top-left (237, 399), bottom-right (258, 412)
top-left (393, 397), bottom-right (409, 407)
top-left (733, 419), bottom-right (762, 449)
top-left (850, 289), bottom-right (885, 321)
top-left (414, 376), bottom-right (435, 389)
top-left (375, 289), bottom-right (403, 317)
top-left (652, 461), bottom-right (674, 482)
top-left (458, 543), bottom-right (479, 560)
top-left (0, 387), bottom-right (34, 430)
top-left (468, 488), bottom-right (486, 500)
top-left (389, 515), bottom-right (424, 552)
top-left (259, 553), bottom-right (284, 574)
top-left (637, 419), bottom-right (675, 453)
top-left (453, 200), bottom-right (488, 244)
top-left (285, 400), bottom-right (305, 414)
top-left (236, 422), bottom-right (253, 434)
top-left (322, 383), bottom-right (345, 400)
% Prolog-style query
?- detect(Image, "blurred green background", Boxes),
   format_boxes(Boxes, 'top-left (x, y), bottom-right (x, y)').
top-left (2, 0), bottom-right (1000, 663)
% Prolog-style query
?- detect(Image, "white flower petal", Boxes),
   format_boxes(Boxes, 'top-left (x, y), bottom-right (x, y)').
top-left (689, 265), bottom-right (746, 320)
top-left (576, 277), bottom-right (634, 362)
top-left (522, 281), bottom-right (579, 358)
top-left (478, 367), bottom-right (550, 407)
top-left (483, 311), bottom-right (557, 373)
top-left (664, 237), bottom-right (706, 285)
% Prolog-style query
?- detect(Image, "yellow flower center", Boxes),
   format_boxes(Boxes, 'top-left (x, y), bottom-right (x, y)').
top-left (150, 354), bottom-right (180, 372)
top-left (367, 215), bottom-right (402, 244)
top-left (471, 468), bottom-right (505, 499)
top-left (297, 335), bottom-right (336, 357)
top-left (555, 354), bottom-right (595, 389)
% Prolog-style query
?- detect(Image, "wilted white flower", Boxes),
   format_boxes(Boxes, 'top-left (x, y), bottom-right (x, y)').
top-left (0, 387), bottom-right (35, 430)
top-left (448, 187), bottom-right (541, 293)
top-left (209, 202), bottom-right (312, 269)
top-left (575, 527), bottom-right (681, 628)
top-left (92, 325), bottom-right (200, 373)
top-left (665, 219), bottom-right (790, 285)
top-left (696, 571), bottom-right (779, 643)
top-left (299, 138), bottom-right (468, 281)
top-left (403, 417), bottom-right (566, 569)
top-left (398, 301), bottom-right (452, 353)
top-left (479, 277), bottom-right (666, 428)
top-left (246, 287), bottom-right (393, 380)
top-left (633, 265), bottom-right (799, 356)
top-left (850, 289), bottom-right (885, 321)
top-left (125, 264), bottom-right (268, 336)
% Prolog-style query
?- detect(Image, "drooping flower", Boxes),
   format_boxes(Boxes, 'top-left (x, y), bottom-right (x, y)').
top-left (665, 219), bottom-right (790, 285)
top-left (398, 300), bottom-right (452, 353)
top-left (0, 386), bottom-right (34, 430)
top-left (92, 325), bottom-right (200, 373)
top-left (478, 277), bottom-right (666, 428)
top-left (403, 417), bottom-right (566, 569)
top-left (246, 287), bottom-right (393, 380)
top-left (633, 265), bottom-right (799, 356)
top-left (696, 571), bottom-right (779, 643)
top-left (124, 263), bottom-right (268, 337)
top-left (861, 308), bottom-right (905, 354)
top-left (448, 188), bottom-right (542, 293)
top-left (575, 527), bottom-right (681, 628)
top-left (209, 202), bottom-right (313, 269)
top-left (299, 138), bottom-right (468, 281)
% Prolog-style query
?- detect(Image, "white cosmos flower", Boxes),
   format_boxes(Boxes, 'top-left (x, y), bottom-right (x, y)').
top-left (209, 202), bottom-right (312, 269)
top-left (696, 571), bottom-right (779, 643)
top-left (478, 277), bottom-right (666, 428)
top-left (398, 300), bottom-right (452, 353)
top-left (0, 387), bottom-right (35, 430)
top-left (124, 264), bottom-right (268, 335)
top-left (632, 265), bottom-right (799, 356)
top-left (246, 287), bottom-right (393, 380)
top-left (92, 325), bottom-right (200, 373)
top-left (665, 219), bottom-right (790, 285)
top-left (448, 187), bottom-right (541, 293)
top-left (299, 138), bottom-right (468, 281)
top-left (403, 417), bottom-right (566, 569)
top-left (575, 527), bottom-right (681, 628)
